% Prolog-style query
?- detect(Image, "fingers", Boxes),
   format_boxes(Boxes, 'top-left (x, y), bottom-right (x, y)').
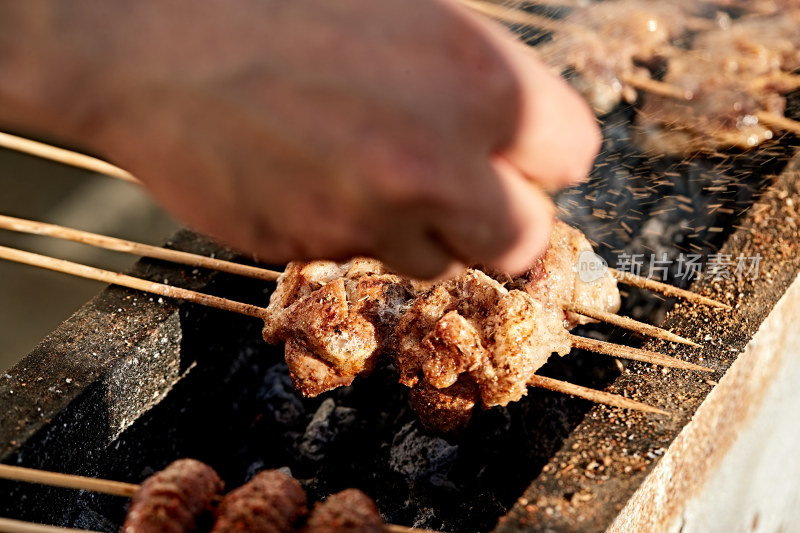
top-left (375, 218), bottom-right (465, 280)
top-left (465, 8), bottom-right (601, 189)
top-left (483, 156), bottom-right (554, 273)
top-left (430, 156), bottom-right (554, 276)
top-left (501, 44), bottom-right (601, 189)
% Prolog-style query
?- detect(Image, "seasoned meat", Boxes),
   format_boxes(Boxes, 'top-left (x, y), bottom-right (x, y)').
top-left (394, 269), bottom-right (507, 388)
top-left (409, 376), bottom-right (480, 437)
top-left (396, 268), bottom-right (572, 411)
top-left (421, 310), bottom-right (488, 390)
top-left (211, 470), bottom-right (308, 533)
top-left (635, 13), bottom-right (800, 154)
top-left (393, 283), bottom-right (459, 387)
top-left (520, 221), bottom-right (620, 328)
top-left (263, 258), bottom-right (417, 395)
top-left (285, 339), bottom-right (355, 398)
top-left (262, 222), bottom-right (618, 431)
top-left (262, 261), bottom-right (350, 344)
top-left (122, 458), bottom-right (223, 533)
top-left (475, 290), bottom-right (571, 407)
top-left (304, 489), bottom-right (383, 533)
top-left (283, 279), bottom-right (379, 377)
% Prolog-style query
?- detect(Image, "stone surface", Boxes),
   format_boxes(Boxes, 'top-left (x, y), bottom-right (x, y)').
top-left (0, 229), bottom-right (234, 463)
top-left (611, 273), bottom-right (800, 533)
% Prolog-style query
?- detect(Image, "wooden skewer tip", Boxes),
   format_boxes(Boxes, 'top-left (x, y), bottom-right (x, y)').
top-left (561, 300), bottom-right (700, 347)
top-left (0, 132), bottom-right (139, 184)
top-left (609, 268), bottom-right (732, 310)
top-left (529, 374), bottom-right (668, 415)
top-left (570, 334), bottom-right (712, 373)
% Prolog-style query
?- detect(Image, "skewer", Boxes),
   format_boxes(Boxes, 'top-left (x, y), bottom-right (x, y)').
top-left (0, 214), bottom-right (281, 282)
top-left (0, 214), bottom-right (710, 344)
top-left (0, 464), bottom-right (137, 498)
top-left (528, 374), bottom-right (667, 415)
top-left (379, 526), bottom-right (441, 533)
top-left (561, 300), bottom-right (699, 347)
top-left (0, 517), bottom-right (100, 533)
top-left (0, 465), bottom-right (435, 533)
top-left (0, 245), bottom-right (268, 319)
top-left (0, 243), bottom-right (709, 371)
top-left (0, 244), bottom-right (685, 410)
top-left (0, 132), bottom-right (139, 184)
top-left (569, 334), bottom-right (711, 372)
top-left (609, 268), bottom-right (731, 309)
top-left (0, 517), bottom-right (433, 533)
top-left (755, 111), bottom-right (800, 137)
top-left (0, 518), bottom-right (441, 533)
top-left (622, 75), bottom-right (693, 100)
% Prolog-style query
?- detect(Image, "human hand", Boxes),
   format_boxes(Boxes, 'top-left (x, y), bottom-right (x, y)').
top-left (2, 0), bottom-right (600, 278)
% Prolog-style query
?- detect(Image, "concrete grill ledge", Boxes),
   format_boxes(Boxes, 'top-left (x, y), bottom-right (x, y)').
top-left (495, 153), bottom-right (800, 533)
top-left (0, 230), bottom-right (232, 467)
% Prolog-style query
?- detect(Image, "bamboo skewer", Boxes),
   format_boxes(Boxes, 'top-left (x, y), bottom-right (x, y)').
top-left (570, 335), bottom-right (711, 372)
top-left (0, 132), bottom-right (138, 184)
top-left (528, 375), bottom-right (667, 415)
top-left (0, 244), bottom-right (681, 413)
top-left (0, 245), bottom-right (268, 319)
top-left (622, 75), bottom-right (694, 100)
top-left (755, 110), bottom-right (800, 137)
top-left (0, 466), bottom-right (432, 533)
top-left (0, 214), bottom-right (715, 344)
top-left (0, 517), bottom-right (100, 533)
top-left (0, 516), bottom-right (428, 533)
top-left (0, 244), bottom-right (708, 373)
top-left (0, 214), bottom-right (281, 282)
top-left (561, 300), bottom-right (699, 347)
top-left (0, 464), bottom-right (137, 498)
top-left (609, 268), bottom-right (731, 309)
top-left (383, 527), bottom-right (442, 533)
top-left (0, 517), bottom-right (432, 533)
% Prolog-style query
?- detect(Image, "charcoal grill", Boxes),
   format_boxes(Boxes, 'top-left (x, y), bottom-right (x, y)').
top-left (3, 9), bottom-right (800, 526)
top-left (0, 144), bottom-right (798, 532)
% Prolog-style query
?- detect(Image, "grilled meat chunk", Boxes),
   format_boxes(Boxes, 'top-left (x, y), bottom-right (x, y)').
top-left (211, 470), bottom-right (308, 533)
top-left (122, 458), bottom-right (223, 533)
top-left (304, 489), bottom-right (383, 533)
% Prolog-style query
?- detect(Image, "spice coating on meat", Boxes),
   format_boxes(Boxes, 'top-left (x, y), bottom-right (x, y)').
top-left (262, 223), bottom-right (620, 432)
top-left (285, 339), bottom-right (355, 398)
top-left (211, 470), bottom-right (308, 533)
top-left (393, 269), bottom-right (506, 388)
top-left (519, 221), bottom-right (620, 328)
top-left (284, 279), bottom-right (379, 376)
top-left (395, 269), bottom-right (571, 409)
top-left (421, 310), bottom-right (488, 390)
top-left (409, 376), bottom-right (480, 437)
top-left (263, 258), bottom-right (418, 396)
top-left (122, 458), bottom-right (223, 533)
top-left (393, 284), bottom-right (459, 387)
top-left (475, 291), bottom-right (571, 407)
top-left (304, 489), bottom-right (383, 533)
